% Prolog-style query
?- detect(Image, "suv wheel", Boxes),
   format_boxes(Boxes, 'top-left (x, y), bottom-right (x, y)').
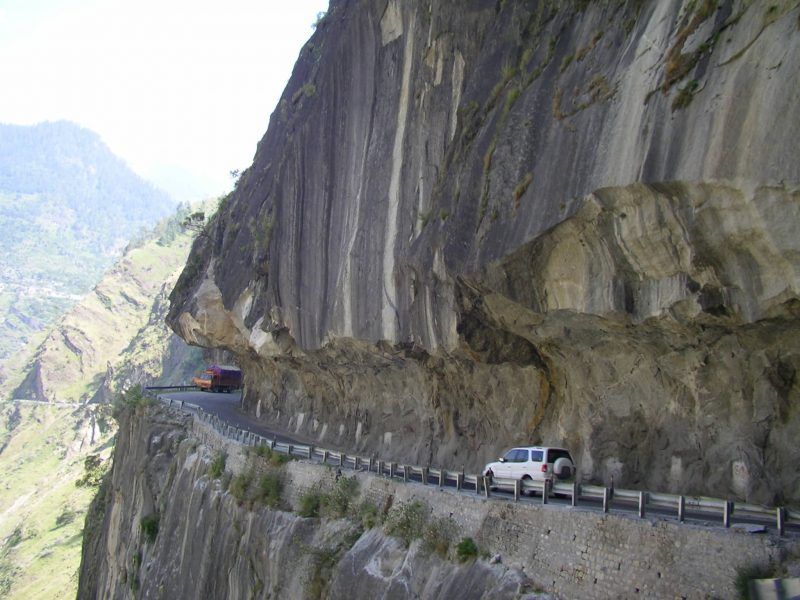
top-left (521, 474), bottom-right (533, 496)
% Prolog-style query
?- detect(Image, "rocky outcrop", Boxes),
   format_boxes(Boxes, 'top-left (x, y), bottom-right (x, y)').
top-left (168, 1), bottom-right (800, 504)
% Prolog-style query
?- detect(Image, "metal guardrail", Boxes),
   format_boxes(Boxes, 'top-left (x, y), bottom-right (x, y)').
top-left (145, 385), bottom-right (198, 392)
top-left (146, 389), bottom-right (798, 536)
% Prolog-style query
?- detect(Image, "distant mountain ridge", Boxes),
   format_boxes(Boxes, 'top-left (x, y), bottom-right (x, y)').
top-left (0, 120), bottom-right (174, 249)
top-left (0, 120), bottom-right (176, 381)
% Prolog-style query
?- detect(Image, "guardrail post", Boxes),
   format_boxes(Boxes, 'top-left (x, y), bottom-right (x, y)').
top-left (339, 453), bottom-right (345, 467)
top-left (542, 480), bottom-right (549, 505)
top-left (308, 445), bottom-right (314, 459)
top-left (378, 460), bottom-right (384, 476)
top-left (678, 496), bottom-right (685, 523)
top-left (456, 473), bottom-right (463, 491)
top-left (514, 479), bottom-right (521, 502)
top-left (270, 439), bottom-right (276, 450)
top-left (390, 462), bottom-right (396, 478)
top-left (602, 487), bottom-right (610, 513)
top-left (288, 444), bottom-right (294, 456)
top-left (368, 457), bottom-right (374, 472)
top-left (323, 450), bottom-right (329, 464)
top-left (572, 482), bottom-right (578, 507)
top-left (778, 507), bottom-right (786, 537)
top-left (483, 476), bottom-right (490, 498)
top-left (421, 467), bottom-right (429, 485)
top-left (638, 492), bottom-right (645, 518)
top-left (723, 500), bottom-right (731, 528)
top-left (439, 469), bottom-right (445, 487)
top-left (402, 465), bottom-right (408, 482)
top-left (354, 456), bottom-right (361, 470)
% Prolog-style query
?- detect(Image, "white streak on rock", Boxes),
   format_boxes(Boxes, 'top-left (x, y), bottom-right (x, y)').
top-left (450, 50), bottom-right (465, 142)
top-left (382, 11), bottom-right (415, 341)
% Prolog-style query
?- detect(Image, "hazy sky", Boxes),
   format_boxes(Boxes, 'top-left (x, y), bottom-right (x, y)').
top-left (0, 0), bottom-right (329, 200)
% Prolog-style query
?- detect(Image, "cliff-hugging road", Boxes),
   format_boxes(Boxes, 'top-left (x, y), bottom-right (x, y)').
top-left (158, 389), bottom-right (798, 537)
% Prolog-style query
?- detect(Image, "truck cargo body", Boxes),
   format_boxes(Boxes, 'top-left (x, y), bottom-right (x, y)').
top-left (193, 365), bottom-right (242, 393)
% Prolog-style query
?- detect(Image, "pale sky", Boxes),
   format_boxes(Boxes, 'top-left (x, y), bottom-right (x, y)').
top-left (0, 0), bottom-right (329, 201)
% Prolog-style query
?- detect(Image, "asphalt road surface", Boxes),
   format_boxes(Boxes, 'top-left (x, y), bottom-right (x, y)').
top-left (161, 390), bottom-right (306, 446)
top-left (161, 390), bottom-right (798, 537)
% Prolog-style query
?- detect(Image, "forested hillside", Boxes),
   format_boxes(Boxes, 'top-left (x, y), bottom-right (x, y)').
top-left (0, 121), bottom-right (175, 384)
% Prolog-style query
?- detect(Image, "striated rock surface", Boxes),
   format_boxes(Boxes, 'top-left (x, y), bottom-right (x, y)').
top-left (168, 1), bottom-right (800, 504)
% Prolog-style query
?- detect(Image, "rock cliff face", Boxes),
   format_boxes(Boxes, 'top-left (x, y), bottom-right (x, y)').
top-left (168, 1), bottom-right (800, 504)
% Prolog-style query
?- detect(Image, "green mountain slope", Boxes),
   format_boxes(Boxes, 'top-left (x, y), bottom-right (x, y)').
top-left (0, 121), bottom-right (176, 381)
top-left (0, 401), bottom-right (114, 600)
top-left (12, 204), bottom-right (209, 403)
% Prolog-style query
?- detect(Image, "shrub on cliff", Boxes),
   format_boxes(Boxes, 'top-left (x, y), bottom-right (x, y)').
top-left (321, 476), bottom-right (359, 519)
top-left (228, 469), bottom-right (284, 510)
top-left (422, 516), bottom-right (456, 558)
top-left (384, 500), bottom-right (428, 548)
top-left (208, 451), bottom-right (226, 478)
top-left (140, 514), bottom-right (159, 544)
top-left (75, 454), bottom-right (108, 487)
top-left (111, 385), bottom-right (152, 420)
top-left (298, 476), bottom-right (359, 519)
top-left (229, 472), bottom-right (253, 503)
top-left (249, 444), bottom-right (290, 467)
top-left (357, 501), bottom-right (381, 529)
top-left (255, 474), bottom-right (282, 508)
top-left (298, 490), bottom-right (322, 518)
top-left (456, 537), bottom-right (479, 562)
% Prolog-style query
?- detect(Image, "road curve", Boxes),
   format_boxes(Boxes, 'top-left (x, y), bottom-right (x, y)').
top-left (160, 390), bottom-right (306, 446)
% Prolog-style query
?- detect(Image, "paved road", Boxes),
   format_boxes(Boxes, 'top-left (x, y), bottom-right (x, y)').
top-left (161, 390), bottom-right (798, 536)
top-left (161, 390), bottom-right (307, 446)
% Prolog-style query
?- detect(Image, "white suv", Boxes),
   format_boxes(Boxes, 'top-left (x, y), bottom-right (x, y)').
top-left (483, 446), bottom-right (575, 484)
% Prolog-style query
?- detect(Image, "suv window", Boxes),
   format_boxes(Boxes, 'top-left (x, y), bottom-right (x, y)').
top-left (503, 449), bottom-right (528, 462)
top-left (530, 450), bottom-right (544, 462)
top-left (546, 449), bottom-right (572, 463)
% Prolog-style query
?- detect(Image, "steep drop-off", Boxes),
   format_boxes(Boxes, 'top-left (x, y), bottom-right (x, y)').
top-left (168, 1), bottom-right (800, 504)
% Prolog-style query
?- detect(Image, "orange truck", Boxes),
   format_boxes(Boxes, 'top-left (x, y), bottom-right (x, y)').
top-left (193, 365), bottom-right (242, 393)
